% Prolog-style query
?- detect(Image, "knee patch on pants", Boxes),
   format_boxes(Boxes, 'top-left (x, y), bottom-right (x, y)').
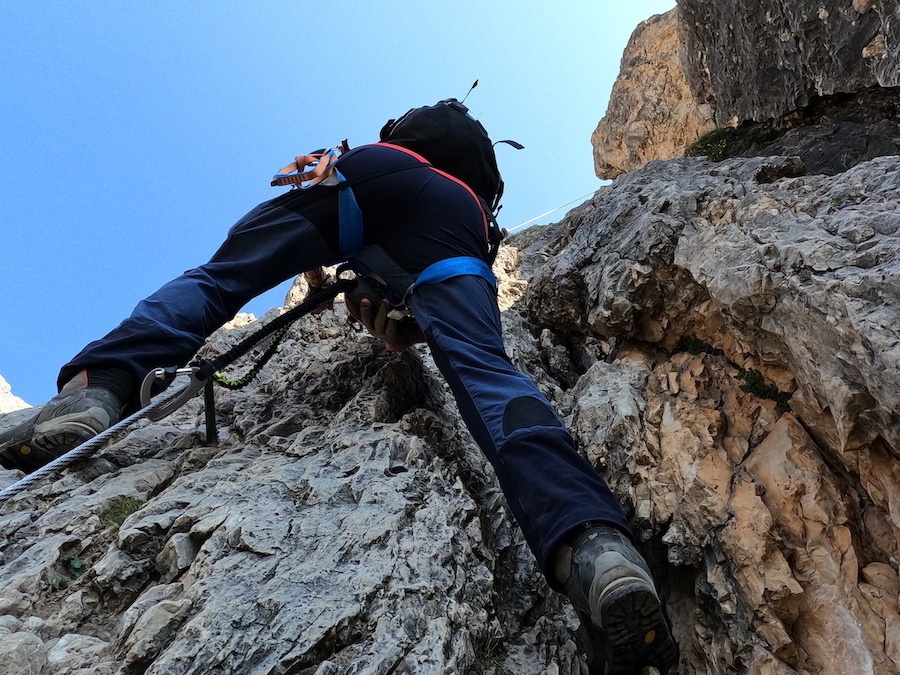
top-left (502, 396), bottom-right (563, 437)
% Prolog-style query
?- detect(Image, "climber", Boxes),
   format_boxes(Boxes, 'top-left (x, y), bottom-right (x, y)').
top-left (0, 98), bottom-right (677, 674)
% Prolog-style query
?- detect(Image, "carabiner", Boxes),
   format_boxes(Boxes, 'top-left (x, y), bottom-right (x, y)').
top-left (139, 367), bottom-right (208, 421)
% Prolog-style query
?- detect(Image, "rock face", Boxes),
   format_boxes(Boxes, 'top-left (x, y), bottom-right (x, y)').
top-left (3, 3), bottom-right (900, 673)
top-left (592, 1), bottom-right (900, 177)
top-left (591, 10), bottom-right (715, 179)
top-left (525, 153), bottom-right (900, 674)
top-left (0, 376), bottom-right (28, 415)
top-left (2, 152), bottom-right (899, 674)
top-left (677, 0), bottom-right (900, 124)
top-left (0, 254), bottom-right (581, 675)
top-left (752, 86), bottom-right (900, 176)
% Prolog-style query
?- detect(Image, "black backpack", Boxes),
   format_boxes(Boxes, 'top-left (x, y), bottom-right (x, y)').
top-left (379, 98), bottom-right (518, 214)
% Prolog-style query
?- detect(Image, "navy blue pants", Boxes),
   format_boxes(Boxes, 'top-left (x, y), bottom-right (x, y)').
top-left (61, 143), bottom-right (630, 585)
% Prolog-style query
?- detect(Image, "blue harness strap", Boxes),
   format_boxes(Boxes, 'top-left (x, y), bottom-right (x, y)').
top-left (414, 256), bottom-right (497, 289)
top-left (337, 170), bottom-right (364, 258)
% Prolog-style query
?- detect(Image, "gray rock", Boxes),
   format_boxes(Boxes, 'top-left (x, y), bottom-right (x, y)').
top-left (47, 633), bottom-right (111, 672)
top-left (3, 5), bottom-right (900, 671)
top-left (677, 0), bottom-right (900, 123)
top-left (0, 631), bottom-right (49, 675)
top-left (4, 154), bottom-right (899, 674)
top-left (526, 153), bottom-right (900, 672)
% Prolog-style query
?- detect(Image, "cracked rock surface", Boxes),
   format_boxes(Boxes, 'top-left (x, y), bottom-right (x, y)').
top-left (2, 151), bottom-right (899, 674)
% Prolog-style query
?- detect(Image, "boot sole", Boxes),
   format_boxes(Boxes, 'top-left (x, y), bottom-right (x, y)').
top-left (0, 408), bottom-right (43, 472)
top-left (1, 436), bottom-right (81, 473)
top-left (600, 581), bottom-right (678, 674)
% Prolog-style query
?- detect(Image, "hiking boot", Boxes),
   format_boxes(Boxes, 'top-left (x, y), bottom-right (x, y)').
top-left (0, 406), bottom-right (43, 472)
top-left (0, 371), bottom-right (123, 473)
top-left (563, 525), bottom-right (678, 675)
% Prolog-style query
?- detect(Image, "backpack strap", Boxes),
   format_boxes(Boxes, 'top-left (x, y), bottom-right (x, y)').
top-left (477, 196), bottom-right (507, 266)
top-left (348, 245), bottom-right (417, 305)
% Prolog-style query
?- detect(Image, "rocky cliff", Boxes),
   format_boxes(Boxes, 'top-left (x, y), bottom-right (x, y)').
top-left (3, 155), bottom-right (899, 674)
top-left (526, 153), bottom-right (900, 674)
top-left (593, 1), bottom-right (900, 178)
top-left (2, 2), bottom-right (900, 674)
top-left (0, 376), bottom-right (28, 416)
top-left (677, 0), bottom-right (899, 124)
top-left (591, 10), bottom-right (716, 179)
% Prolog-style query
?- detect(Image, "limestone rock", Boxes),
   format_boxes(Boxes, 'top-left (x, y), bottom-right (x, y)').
top-left (3, 5), bottom-right (900, 671)
top-left (47, 633), bottom-right (111, 672)
top-left (592, 10), bottom-right (715, 179)
top-left (5, 154), bottom-right (899, 673)
top-left (5, 153), bottom-right (898, 674)
top-left (594, 2), bottom-right (900, 177)
top-left (677, 0), bottom-right (900, 123)
top-left (0, 280), bottom-right (566, 673)
top-left (0, 375), bottom-right (28, 414)
top-left (0, 630), bottom-right (49, 675)
top-left (526, 153), bottom-right (900, 673)
top-left (748, 87), bottom-right (900, 176)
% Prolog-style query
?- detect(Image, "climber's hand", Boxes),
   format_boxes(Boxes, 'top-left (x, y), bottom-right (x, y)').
top-left (347, 297), bottom-right (425, 352)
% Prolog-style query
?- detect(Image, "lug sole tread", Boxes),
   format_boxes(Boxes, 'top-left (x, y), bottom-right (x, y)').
top-left (600, 584), bottom-right (678, 675)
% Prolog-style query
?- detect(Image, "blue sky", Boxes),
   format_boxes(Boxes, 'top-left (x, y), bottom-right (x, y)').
top-left (1, 2), bottom-right (676, 405)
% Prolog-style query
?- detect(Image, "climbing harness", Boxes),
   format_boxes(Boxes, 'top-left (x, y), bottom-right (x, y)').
top-left (0, 279), bottom-right (355, 503)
